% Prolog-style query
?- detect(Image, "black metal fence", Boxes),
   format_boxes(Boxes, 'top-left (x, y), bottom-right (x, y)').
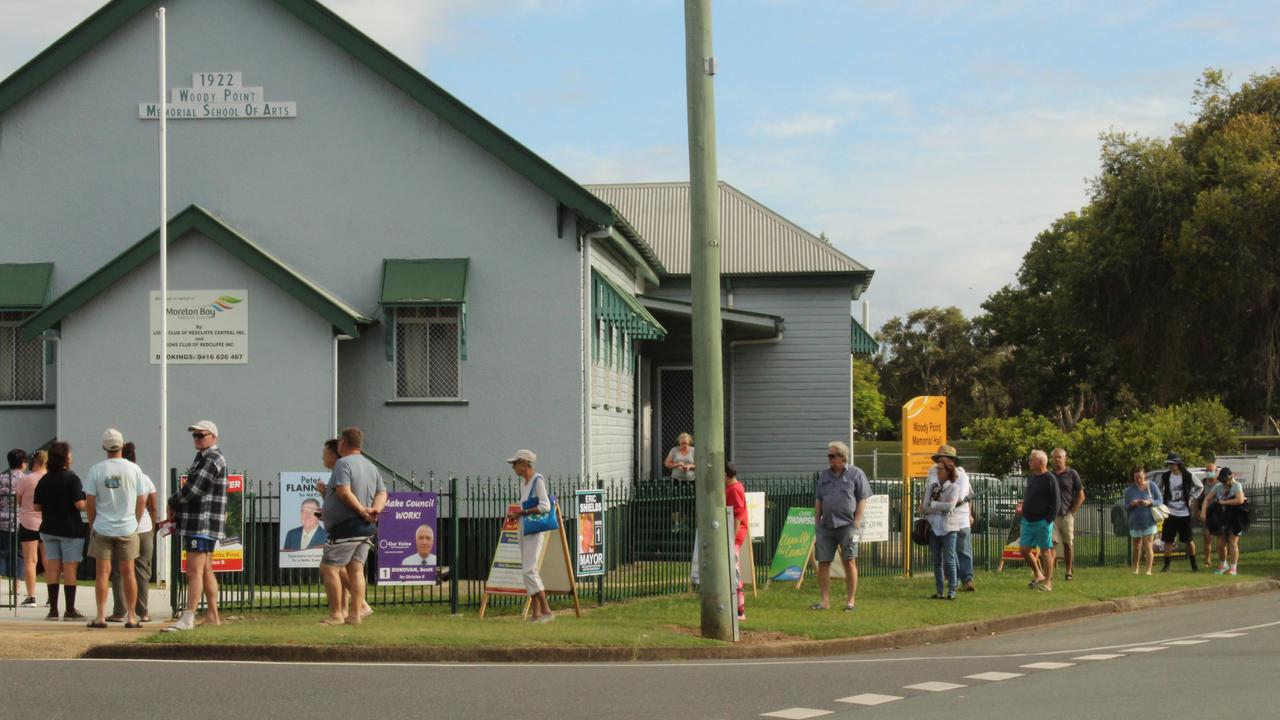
top-left (158, 475), bottom-right (1279, 615)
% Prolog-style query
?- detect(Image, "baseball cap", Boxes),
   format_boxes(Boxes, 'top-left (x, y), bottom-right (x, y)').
top-left (101, 428), bottom-right (124, 452)
top-left (187, 420), bottom-right (218, 437)
top-left (505, 449), bottom-right (537, 464)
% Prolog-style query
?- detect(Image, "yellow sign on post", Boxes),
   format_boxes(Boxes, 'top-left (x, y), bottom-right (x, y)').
top-left (901, 396), bottom-right (947, 577)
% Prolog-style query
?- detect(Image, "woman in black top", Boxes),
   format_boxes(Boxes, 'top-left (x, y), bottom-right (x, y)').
top-left (32, 441), bottom-right (86, 621)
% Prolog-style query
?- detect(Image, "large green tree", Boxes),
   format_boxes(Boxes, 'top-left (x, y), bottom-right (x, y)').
top-left (851, 358), bottom-right (892, 438)
top-left (979, 70), bottom-right (1280, 426)
top-left (874, 306), bottom-right (1007, 435)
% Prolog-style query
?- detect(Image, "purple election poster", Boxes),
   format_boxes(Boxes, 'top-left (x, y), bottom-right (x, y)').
top-left (377, 492), bottom-right (439, 586)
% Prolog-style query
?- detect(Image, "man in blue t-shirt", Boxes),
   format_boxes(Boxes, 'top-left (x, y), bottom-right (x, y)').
top-left (812, 441), bottom-right (873, 612)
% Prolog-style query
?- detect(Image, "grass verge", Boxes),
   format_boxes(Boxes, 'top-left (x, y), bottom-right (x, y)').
top-left (139, 550), bottom-right (1280, 648)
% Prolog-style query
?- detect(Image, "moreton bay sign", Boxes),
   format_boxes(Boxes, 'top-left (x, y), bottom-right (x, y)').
top-left (139, 72), bottom-right (296, 120)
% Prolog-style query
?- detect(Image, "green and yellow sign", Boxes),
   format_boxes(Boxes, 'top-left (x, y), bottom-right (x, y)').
top-left (768, 507), bottom-right (815, 583)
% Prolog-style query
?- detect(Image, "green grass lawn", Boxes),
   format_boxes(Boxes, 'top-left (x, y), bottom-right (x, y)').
top-left (139, 550), bottom-right (1280, 648)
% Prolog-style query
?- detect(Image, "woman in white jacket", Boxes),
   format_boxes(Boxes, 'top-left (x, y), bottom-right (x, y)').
top-left (920, 460), bottom-right (963, 600)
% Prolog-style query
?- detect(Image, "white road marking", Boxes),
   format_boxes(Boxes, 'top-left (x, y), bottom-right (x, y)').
top-left (1163, 640), bottom-right (1209, 646)
top-left (1201, 632), bottom-right (1246, 638)
top-left (835, 693), bottom-right (903, 706)
top-left (904, 681), bottom-right (966, 692)
top-left (1124, 647), bottom-right (1168, 653)
top-left (760, 709), bottom-right (832, 719)
top-left (1072, 654), bottom-right (1123, 661)
top-left (966, 671), bottom-right (1023, 681)
top-left (1021, 662), bottom-right (1075, 670)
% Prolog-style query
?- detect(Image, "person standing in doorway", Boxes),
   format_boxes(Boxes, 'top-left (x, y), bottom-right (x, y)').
top-left (1019, 450), bottom-right (1060, 591)
top-left (506, 449), bottom-right (553, 623)
top-left (1157, 453), bottom-right (1201, 572)
top-left (664, 433), bottom-right (695, 482)
top-left (109, 443), bottom-right (157, 623)
top-left (165, 421), bottom-right (228, 632)
top-left (1050, 448), bottom-right (1085, 581)
top-left (82, 429), bottom-right (147, 629)
top-left (811, 441), bottom-right (872, 612)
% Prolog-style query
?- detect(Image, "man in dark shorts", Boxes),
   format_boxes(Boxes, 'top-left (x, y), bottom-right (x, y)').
top-left (1157, 453), bottom-right (1201, 572)
top-left (811, 441), bottom-right (872, 612)
top-left (165, 420), bottom-right (227, 631)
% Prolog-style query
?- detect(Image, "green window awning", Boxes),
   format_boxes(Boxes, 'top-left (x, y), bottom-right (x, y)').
top-left (851, 318), bottom-right (879, 356)
top-left (592, 270), bottom-right (665, 341)
top-left (380, 258), bottom-right (469, 305)
top-left (0, 263), bottom-right (53, 310)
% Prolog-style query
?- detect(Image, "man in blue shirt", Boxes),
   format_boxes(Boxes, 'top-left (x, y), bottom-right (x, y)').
top-left (812, 441), bottom-right (873, 612)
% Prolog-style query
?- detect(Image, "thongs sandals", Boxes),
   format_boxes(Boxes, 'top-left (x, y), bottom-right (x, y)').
top-left (808, 603), bottom-right (827, 611)
top-left (843, 604), bottom-right (857, 612)
top-left (125, 622), bottom-right (143, 629)
top-left (86, 621), bottom-right (108, 629)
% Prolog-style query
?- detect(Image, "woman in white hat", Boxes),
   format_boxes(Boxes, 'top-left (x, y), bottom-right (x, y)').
top-left (505, 450), bottom-right (553, 623)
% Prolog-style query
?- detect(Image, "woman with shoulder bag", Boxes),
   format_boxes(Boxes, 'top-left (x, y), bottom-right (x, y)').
top-left (919, 457), bottom-right (962, 599)
top-left (1123, 466), bottom-right (1163, 575)
top-left (505, 449), bottom-right (554, 624)
top-left (1203, 467), bottom-right (1246, 576)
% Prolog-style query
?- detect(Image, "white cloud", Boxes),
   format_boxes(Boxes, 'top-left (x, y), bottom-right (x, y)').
top-left (0, 0), bottom-right (104, 77)
top-left (752, 113), bottom-right (841, 138)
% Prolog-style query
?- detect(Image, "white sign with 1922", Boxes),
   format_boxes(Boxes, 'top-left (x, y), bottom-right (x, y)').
top-left (149, 290), bottom-right (248, 364)
top-left (139, 71), bottom-right (296, 120)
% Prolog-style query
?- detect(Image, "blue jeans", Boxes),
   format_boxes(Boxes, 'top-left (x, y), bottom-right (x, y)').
top-left (956, 527), bottom-right (973, 583)
top-left (930, 530), bottom-right (958, 595)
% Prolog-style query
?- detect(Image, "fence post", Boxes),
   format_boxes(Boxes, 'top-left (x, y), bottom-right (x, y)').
top-left (449, 474), bottom-right (460, 615)
top-left (1270, 485), bottom-right (1275, 552)
top-left (1098, 503), bottom-right (1105, 566)
top-left (872, 449), bottom-right (878, 479)
top-left (168, 468), bottom-right (180, 617)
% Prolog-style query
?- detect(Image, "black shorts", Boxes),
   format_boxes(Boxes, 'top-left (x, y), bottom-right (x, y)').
top-left (1161, 514), bottom-right (1192, 543)
top-left (18, 527), bottom-right (42, 542)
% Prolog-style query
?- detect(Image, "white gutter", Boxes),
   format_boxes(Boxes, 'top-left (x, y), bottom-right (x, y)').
top-left (581, 230), bottom-right (593, 477)
top-left (333, 334), bottom-right (354, 436)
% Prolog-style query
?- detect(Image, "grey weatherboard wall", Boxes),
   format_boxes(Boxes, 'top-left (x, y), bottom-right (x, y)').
top-left (0, 0), bottom-right (586, 479)
top-left (645, 279), bottom-right (854, 474)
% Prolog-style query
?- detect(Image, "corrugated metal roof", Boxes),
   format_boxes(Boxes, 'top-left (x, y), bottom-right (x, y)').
top-left (585, 181), bottom-right (871, 277)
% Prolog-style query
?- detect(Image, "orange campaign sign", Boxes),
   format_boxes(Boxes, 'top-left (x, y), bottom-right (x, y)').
top-left (901, 396), bottom-right (947, 479)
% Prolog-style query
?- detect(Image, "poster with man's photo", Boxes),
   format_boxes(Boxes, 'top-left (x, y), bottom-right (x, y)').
top-left (279, 471), bottom-right (329, 569)
top-left (376, 492), bottom-right (439, 585)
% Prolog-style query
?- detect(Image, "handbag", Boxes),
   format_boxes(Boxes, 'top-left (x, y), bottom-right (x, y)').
top-left (521, 475), bottom-right (559, 535)
top-left (911, 517), bottom-right (932, 546)
top-left (1149, 503), bottom-right (1169, 523)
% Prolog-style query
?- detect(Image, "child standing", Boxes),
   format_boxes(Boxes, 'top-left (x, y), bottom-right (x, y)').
top-left (724, 463), bottom-right (749, 621)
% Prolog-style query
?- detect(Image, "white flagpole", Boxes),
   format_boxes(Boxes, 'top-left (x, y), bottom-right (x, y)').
top-left (157, 7), bottom-right (170, 587)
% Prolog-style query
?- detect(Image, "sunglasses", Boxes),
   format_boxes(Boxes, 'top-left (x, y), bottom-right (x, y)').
top-left (191, 432), bottom-right (210, 440)
top-left (827, 453), bottom-right (841, 459)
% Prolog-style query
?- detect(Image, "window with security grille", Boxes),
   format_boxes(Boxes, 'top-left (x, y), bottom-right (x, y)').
top-left (394, 306), bottom-right (460, 398)
top-left (0, 312), bottom-right (44, 403)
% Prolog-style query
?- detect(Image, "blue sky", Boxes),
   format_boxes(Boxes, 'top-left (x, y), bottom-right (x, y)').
top-left (3, 1), bottom-right (1278, 326)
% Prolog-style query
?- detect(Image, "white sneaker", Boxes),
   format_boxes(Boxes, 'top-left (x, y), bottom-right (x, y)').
top-left (536, 613), bottom-right (556, 624)
top-left (164, 614), bottom-right (195, 632)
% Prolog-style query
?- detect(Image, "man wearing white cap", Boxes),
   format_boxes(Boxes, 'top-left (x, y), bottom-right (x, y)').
top-left (82, 428), bottom-right (148, 628)
top-left (165, 420), bottom-right (227, 631)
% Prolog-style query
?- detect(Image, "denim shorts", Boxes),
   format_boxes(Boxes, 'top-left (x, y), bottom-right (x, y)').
top-left (183, 536), bottom-right (217, 553)
top-left (815, 524), bottom-right (859, 562)
top-left (40, 533), bottom-right (85, 562)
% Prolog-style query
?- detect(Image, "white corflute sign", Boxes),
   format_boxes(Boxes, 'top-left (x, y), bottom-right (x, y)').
top-left (149, 290), bottom-right (248, 364)
top-left (139, 72), bottom-right (297, 119)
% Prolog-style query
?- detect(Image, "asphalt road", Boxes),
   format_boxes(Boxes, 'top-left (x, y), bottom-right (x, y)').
top-left (2, 591), bottom-right (1276, 719)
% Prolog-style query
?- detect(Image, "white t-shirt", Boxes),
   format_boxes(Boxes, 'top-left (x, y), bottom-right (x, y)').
top-left (925, 466), bottom-right (972, 529)
top-left (83, 457), bottom-right (148, 536)
top-left (136, 470), bottom-right (157, 533)
top-left (1165, 471), bottom-right (1191, 517)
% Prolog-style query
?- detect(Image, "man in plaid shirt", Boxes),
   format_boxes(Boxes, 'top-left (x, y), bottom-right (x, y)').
top-left (164, 420), bottom-right (226, 632)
